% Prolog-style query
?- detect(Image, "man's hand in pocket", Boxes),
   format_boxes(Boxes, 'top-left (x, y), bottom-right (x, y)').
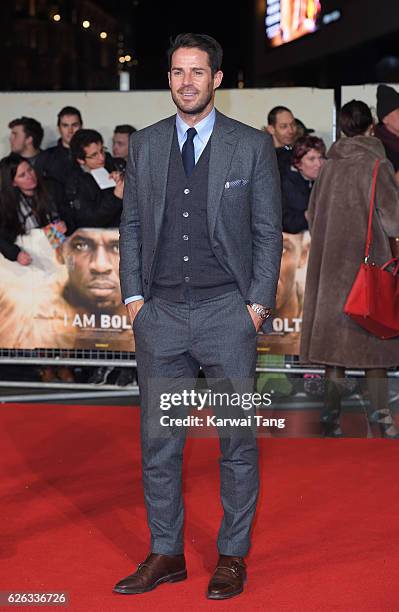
top-left (126, 300), bottom-right (144, 325)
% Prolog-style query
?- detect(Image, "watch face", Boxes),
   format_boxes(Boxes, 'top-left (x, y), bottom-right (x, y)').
top-left (251, 304), bottom-right (271, 320)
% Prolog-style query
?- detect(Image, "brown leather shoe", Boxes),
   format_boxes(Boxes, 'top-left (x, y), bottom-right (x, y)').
top-left (206, 555), bottom-right (246, 600)
top-left (113, 553), bottom-right (187, 594)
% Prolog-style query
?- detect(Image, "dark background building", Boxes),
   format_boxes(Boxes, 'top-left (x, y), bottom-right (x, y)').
top-left (1, 0), bottom-right (399, 91)
top-left (0, 0), bottom-right (251, 90)
top-left (252, 0), bottom-right (399, 87)
top-left (1, 0), bottom-right (127, 90)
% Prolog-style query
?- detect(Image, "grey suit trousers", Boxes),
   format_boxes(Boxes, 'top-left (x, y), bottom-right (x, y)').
top-left (133, 289), bottom-right (259, 557)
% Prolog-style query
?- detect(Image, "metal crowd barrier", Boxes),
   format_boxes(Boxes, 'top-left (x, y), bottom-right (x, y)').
top-left (0, 348), bottom-right (398, 404)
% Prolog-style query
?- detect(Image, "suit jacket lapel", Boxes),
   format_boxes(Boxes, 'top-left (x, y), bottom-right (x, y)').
top-left (149, 115), bottom-right (175, 241)
top-left (207, 110), bottom-right (239, 239)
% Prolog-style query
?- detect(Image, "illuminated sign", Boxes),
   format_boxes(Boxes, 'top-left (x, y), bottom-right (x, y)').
top-left (266, 0), bottom-right (322, 47)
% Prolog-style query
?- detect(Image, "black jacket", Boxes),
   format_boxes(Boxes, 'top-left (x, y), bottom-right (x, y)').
top-left (23, 150), bottom-right (48, 178)
top-left (276, 146), bottom-right (293, 176)
top-left (375, 123), bottom-right (399, 171)
top-left (41, 140), bottom-right (79, 186)
top-left (280, 165), bottom-right (313, 233)
top-left (63, 155), bottom-right (122, 234)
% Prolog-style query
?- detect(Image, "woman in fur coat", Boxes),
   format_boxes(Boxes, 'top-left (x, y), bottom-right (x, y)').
top-left (300, 100), bottom-right (399, 438)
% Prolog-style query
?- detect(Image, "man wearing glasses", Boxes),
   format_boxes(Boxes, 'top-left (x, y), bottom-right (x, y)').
top-left (63, 129), bottom-right (124, 234)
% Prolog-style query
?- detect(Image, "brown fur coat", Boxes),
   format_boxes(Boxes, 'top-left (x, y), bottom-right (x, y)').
top-left (300, 136), bottom-right (399, 368)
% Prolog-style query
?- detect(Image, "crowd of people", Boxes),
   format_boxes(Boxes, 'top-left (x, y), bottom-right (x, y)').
top-left (2, 85), bottom-right (399, 429)
top-left (267, 88), bottom-right (399, 438)
top-left (0, 107), bottom-right (136, 385)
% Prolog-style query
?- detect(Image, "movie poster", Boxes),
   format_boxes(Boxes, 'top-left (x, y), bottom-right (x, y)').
top-left (0, 227), bottom-right (134, 351)
top-left (257, 231), bottom-right (310, 355)
top-left (0, 228), bottom-right (310, 356)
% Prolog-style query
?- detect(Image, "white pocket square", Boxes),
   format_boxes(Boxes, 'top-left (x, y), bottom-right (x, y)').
top-left (224, 179), bottom-right (250, 189)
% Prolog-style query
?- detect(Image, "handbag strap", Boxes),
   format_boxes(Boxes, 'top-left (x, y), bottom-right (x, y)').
top-left (364, 159), bottom-right (380, 262)
top-left (381, 258), bottom-right (399, 275)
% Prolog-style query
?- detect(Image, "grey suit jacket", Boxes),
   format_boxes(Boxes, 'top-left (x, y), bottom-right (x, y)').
top-left (119, 109), bottom-right (282, 329)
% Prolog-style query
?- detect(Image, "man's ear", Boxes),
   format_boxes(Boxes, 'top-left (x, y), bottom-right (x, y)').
top-left (266, 125), bottom-right (275, 136)
top-left (77, 157), bottom-right (85, 167)
top-left (213, 70), bottom-right (223, 90)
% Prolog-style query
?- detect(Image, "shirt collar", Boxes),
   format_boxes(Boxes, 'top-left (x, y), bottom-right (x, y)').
top-left (175, 107), bottom-right (216, 145)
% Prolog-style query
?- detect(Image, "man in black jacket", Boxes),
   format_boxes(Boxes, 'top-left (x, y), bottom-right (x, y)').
top-left (64, 129), bottom-right (124, 234)
top-left (266, 106), bottom-right (297, 175)
top-left (8, 116), bottom-right (47, 175)
top-left (42, 106), bottom-right (83, 186)
top-left (112, 124), bottom-right (136, 161)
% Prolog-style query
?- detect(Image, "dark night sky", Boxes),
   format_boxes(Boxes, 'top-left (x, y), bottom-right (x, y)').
top-left (92, 0), bottom-right (399, 89)
top-left (95, 0), bottom-right (253, 89)
top-left (5, 1), bottom-right (399, 90)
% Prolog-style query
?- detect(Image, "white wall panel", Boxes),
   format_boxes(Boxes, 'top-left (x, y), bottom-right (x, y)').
top-left (0, 87), bottom-right (335, 157)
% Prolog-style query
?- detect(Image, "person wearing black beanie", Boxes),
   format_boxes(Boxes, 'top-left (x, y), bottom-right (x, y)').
top-left (374, 84), bottom-right (399, 173)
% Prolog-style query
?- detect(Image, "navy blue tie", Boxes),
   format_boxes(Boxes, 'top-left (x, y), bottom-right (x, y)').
top-left (182, 127), bottom-right (197, 177)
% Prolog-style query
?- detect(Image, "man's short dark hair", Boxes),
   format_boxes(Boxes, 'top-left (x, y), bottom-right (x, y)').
top-left (70, 129), bottom-right (103, 161)
top-left (8, 116), bottom-right (44, 149)
top-left (114, 124), bottom-right (137, 135)
top-left (168, 33), bottom-right (223, 75)
top-left (339, 100), bottom-right (373, 137)
top-left (57, 106), bottom-right (83, 127)
top-left (267, 106), bottom-right (293, 126)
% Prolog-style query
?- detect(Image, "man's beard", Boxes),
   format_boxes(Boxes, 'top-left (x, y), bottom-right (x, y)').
top-left (171, 89), bottom-right (213, 116)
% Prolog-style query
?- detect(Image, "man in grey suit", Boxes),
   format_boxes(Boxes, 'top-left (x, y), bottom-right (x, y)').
top-left (114, 33), bottom-right (282, 600)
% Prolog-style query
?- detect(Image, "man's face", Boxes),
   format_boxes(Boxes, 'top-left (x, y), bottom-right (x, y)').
top-left (276, 233), bottom-right (306, 314)
top-left (268, 111), bottom-right (297, 147)
top-left (9, 125), bottom-right (29, 154)
top-left (112, 132), bottom-right (129, 160)
top-left (58, 114), bottom-right (82, 147)
top-left (168, 47), bottom-right (223, 119)
top-left (78, 141), bottom-right (106, 170)
top-left (383, 108), bottom-right (399, 138)
top-left (60, 229), bottom-right (121, 310)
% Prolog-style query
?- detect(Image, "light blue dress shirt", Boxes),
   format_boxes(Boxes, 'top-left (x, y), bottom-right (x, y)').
top-left (125, 108), bottom-right (216, 305)
top-left (176, 107), bottom-right (215, 162)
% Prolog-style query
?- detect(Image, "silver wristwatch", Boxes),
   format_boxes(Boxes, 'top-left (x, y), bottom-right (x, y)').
top-left (247, 302), bottom-right (272, 321)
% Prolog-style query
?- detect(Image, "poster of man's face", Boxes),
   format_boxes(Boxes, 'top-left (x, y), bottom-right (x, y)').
top-left (0, 226), bottom-right (309, 355)
top-left (257, 231), bottom-right (310, 356)
top-left (276, 232), bottom-right (309, 318)
top-left (0, 227), bottom-right (133, 350)
top-left (57, 228), bottom-right (121, 312)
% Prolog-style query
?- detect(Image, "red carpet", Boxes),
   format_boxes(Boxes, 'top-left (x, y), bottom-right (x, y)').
top-left (1, 403), bottom-right (399, 611)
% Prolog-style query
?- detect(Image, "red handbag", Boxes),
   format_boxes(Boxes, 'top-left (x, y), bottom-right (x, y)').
top-left (343, 159), bottom-right (399, 339)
